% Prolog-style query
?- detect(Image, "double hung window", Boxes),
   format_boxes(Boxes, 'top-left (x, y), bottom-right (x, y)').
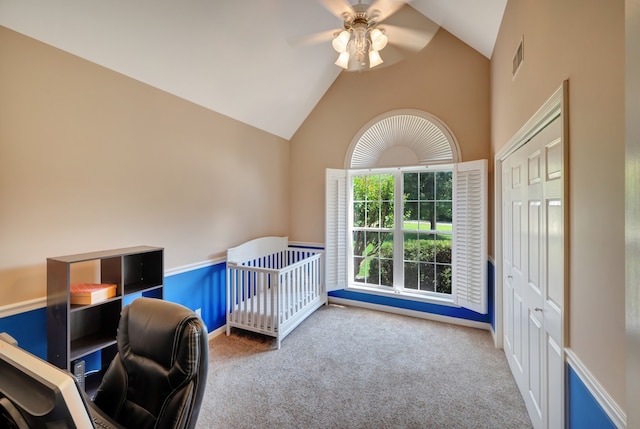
top-left (326, 160), bottom-right (487, 314)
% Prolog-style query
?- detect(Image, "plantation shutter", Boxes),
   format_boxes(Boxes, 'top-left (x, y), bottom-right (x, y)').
top-left (325, 169), bottom-right (348, 292)
top-left (452, 159), bottom-right (488, 314)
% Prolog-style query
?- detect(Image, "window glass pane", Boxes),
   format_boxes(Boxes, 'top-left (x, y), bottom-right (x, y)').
top-left (435, 264), bottom-right (452, 294)
top-left (354, 174), bottom-right (395, 229)
top-left (435, 241), bottom-right (452, 264)
top-left (380, 234), bottom-right (393, 259)
top-left (352, 230), bottom-right (394, 287)
top-left (436, 201), bottom-right (452, 225)
top-left (404, 173), bottom-right (419, 200)
top-left (404, 233), bottom-right (419, 261)
top-left (404, 201), bottom-right (418, 223)
top-left (420, 201), bottom-right (435, 230)
top-left (420, 172), bottom-right (435, 200)
top-left (353, 176), bottom-right (367, 201)
top-left (354, 256), bottom-right (366, 283)
top-left (367, 231), bottom-right (380, 254)
top-left (368, 258), bottom-right (379, 284)
top-left (365, 201), bottom-right (378, 227)
top-left (381, 200), bottom-right (394, 228)
top-left (419, 234), bottom-right (436, 263)
top-left (379, 174), bottom-right (394, 202)
top-left (380, 259), bottom-right (393, 286)
top-left (404, 262), bottom-right (419, 289)
top-left (435, 171), bottom-right (452, 200)
top-left (353, 231), bottom-right (366, 254)
top-left (353, 201), bottom-right (365, 227)
top-left (420, 262), bottom-right (436, 292)
top-left (352, 231), bottom-right (366, 283)
top-left (369, 176), bottom-right (381, 200)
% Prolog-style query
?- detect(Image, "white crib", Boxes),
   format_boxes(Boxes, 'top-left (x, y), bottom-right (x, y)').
top-left (226, 236), bottom-right (325, 349)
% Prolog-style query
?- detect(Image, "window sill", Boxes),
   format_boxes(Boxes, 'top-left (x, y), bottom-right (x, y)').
top-left (343, 285), bottom-right (460, 308)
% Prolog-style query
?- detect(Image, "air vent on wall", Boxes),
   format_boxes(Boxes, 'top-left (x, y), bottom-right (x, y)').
top-left (512, 36), bottom-right (524, 78)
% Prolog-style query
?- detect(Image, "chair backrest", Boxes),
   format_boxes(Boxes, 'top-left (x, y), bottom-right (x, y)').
top-left (93, 298), bottom-right (208, 429)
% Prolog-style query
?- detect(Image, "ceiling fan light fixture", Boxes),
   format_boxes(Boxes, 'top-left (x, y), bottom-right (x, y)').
top-left (335, 51), bottom-right (350, 69)
top-left (331, 3), bottom-right (389, 72)
top-left (369, 50), bottom-right (383, 68)
top-left (332, 30), bottom-right (350, 53)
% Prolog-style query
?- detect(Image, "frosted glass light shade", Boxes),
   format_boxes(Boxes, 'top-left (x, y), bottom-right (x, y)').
top-left (335, 51), bottom-right (350, 69)
top-left (369, 50), bottom-right (383, 68)
top-left (332, 31), bottom-right (350, 53)
top-left (370, 28), bottom-right (388, 51)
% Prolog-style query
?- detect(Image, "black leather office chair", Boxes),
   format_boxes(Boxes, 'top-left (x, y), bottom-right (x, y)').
top-left (92, 298), bottom-right (208, 429)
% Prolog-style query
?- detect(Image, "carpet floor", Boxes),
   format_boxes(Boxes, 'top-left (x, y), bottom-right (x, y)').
top-left (196, 304), bottom-right (532, 429)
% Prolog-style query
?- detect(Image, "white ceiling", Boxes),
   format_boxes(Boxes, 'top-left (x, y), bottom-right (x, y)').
top-left (0, 0), bottom-right (506, 140)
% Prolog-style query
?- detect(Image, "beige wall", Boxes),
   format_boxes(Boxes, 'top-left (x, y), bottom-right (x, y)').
top-left (0, 27), bottom-right (290, 306)
top-left (289, 28), bottom-right (490, 244)
top-left (491, 0), bottom-right (625, 410)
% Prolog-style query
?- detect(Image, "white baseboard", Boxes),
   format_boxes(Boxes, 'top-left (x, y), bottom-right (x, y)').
top-left (565, 348), bottom-right (626, 428)
top-left (328, 296), bottom-right (492, 331)
top-left (207, 324), bottom-right (227, 340)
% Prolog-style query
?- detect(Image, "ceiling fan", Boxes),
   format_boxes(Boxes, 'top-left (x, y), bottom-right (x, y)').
top-left (294, 0), bottom-right (440, 72)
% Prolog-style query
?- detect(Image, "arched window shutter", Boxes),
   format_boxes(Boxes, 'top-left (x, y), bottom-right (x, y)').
top-left (346, 110), bottom-right (461, 168)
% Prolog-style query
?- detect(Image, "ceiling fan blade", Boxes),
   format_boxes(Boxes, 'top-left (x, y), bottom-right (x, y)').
top-left (367, 0), bottom-right (411, 21)
top-left (383, 23), bottom-right (439, 52)
top-left (319, 0), bottom-right (354, 19)
top-left (288, 29), bottom-right (339, 47)
top-left (375, 4), bottom-right (440, 51)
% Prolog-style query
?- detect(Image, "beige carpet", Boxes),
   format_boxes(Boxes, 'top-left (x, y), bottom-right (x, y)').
top-left (196, 304), bottom-right (532, 429)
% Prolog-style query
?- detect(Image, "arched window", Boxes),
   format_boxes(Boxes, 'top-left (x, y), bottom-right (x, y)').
top-left (326, 110), bottom-right (487, 314)
top-left (345, 109), bottom-right (461, 168)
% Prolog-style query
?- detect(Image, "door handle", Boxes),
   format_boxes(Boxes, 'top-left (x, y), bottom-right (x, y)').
top-left (534, 307), bottom-right (543, 312)
top-left (507, 275), bottom-right (513, 279)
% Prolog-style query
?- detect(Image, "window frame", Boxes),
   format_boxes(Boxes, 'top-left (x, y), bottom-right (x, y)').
top-left (348, 165), bottom-right (455, 297)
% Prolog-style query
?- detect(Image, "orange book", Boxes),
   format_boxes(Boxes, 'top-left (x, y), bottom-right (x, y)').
top-left (70, 283), bottom-right (117, 305)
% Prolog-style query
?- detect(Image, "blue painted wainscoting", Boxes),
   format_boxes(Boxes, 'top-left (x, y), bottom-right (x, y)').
top-left (567, 365), bottom-right (617, 429)
top-left (0, 306), bottom-right (47, 359)
top-left (163, 262), bottom-right (227, 332)
top-left (0, 262), bottom-right (229, 361)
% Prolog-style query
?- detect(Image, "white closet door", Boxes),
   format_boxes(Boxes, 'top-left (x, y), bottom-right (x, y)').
top-left (503, 150), bottom-right (528, 392)
top-left (502, 115), bottom-right (564, 429)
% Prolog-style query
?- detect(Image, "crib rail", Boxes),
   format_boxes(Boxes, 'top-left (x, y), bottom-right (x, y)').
top-left (226, 248), bottom-right (324, 347)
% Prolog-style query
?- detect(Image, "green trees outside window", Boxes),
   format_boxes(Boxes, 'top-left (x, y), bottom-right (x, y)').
top-left (351, 170), bottom-right (453, 294)
top-left (352, 174), bottom-right (394, 286)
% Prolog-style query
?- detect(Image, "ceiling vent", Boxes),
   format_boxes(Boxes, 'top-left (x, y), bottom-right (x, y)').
top-left (512, 36), bottom-right (524, 78)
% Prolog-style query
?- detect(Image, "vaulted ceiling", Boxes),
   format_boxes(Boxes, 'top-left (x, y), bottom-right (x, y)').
top-left (0, 0), bottom-right (506, 140)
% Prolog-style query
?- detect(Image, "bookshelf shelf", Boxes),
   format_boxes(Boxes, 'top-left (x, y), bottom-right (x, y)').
top-left (46, 246), bottom-right (164, 391)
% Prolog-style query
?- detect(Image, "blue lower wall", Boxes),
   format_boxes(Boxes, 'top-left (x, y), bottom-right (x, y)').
top-left (0, 262), bottom-right (228, 360)
top-left (567, 365), bottom-right (617, 429)
top-left (0, 307), bottom-right (47, 359)
top-left (329, 259), bottom-right (495, 326)
top-left (163, 262), bottom-right (227, 333)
